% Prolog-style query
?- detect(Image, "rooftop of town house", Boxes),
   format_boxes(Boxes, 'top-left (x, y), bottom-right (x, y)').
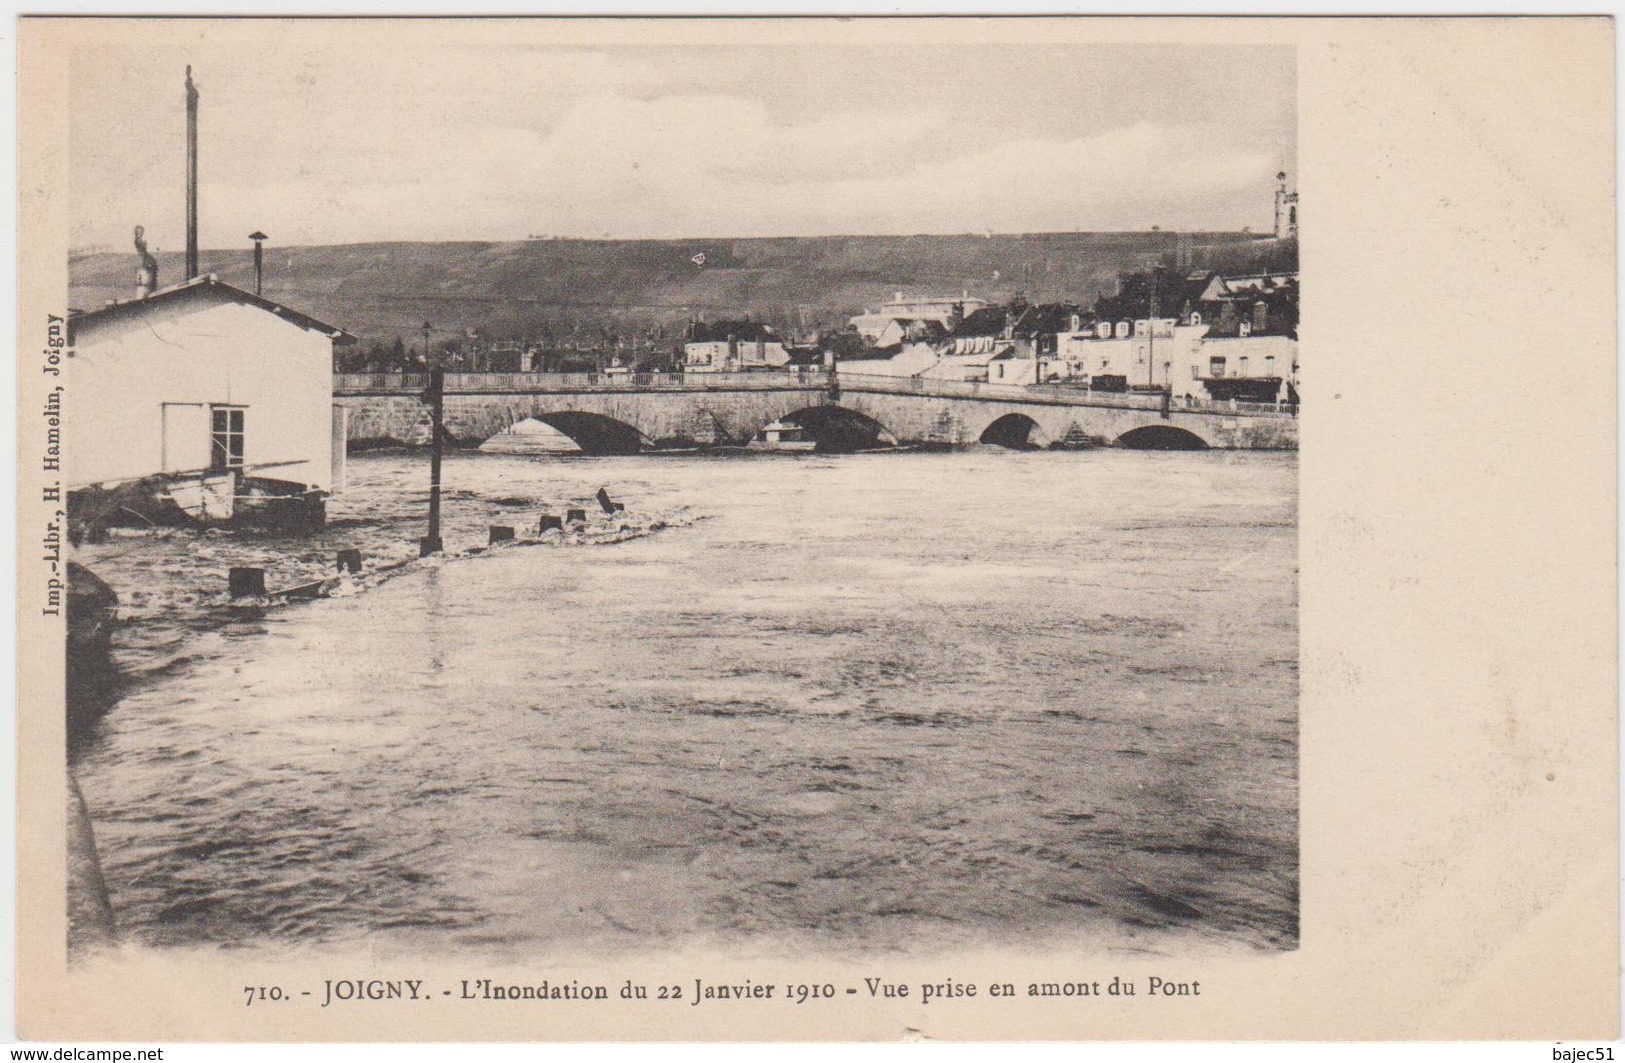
top-left (950, 306), bottom-right (1012, 338)
top-left (1181, 271), bottom-right (1225, 306)
top-left (903, 319), bottom-right (949, 343)
top-left (938, 345), bottom-right (1013, 367)
top-left (1202, 321), bottom-right (1298, 340)
top-left (1217, 271), bottom-right (1299, 295)
top-left (686, 319), bottom-right (781, 344)
top-left (68, 273), bottom-right (356, 344)
top-left (1012, 302), bottom-right (1085, 336)
top-left (948, 300), bottom-right (1081, 340)
top-left (1202, 295), bottom-right (1299, 340)
top-left (781, 345), bottom-right (824, 366)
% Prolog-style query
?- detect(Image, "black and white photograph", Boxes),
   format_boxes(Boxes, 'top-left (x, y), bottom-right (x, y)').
top-left (56, 25), bottom-right (1300, 967)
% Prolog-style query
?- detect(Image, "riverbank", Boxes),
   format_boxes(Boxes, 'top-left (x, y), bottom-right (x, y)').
top-left (72, 452), bottom-right (699, 685)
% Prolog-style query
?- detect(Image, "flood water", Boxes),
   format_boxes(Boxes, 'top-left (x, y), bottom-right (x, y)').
top-left (75, 448), bottom-right (1298, 957)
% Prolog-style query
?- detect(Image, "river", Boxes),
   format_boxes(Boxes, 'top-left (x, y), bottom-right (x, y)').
top-left (73, 448), bottom-right (1298, 958)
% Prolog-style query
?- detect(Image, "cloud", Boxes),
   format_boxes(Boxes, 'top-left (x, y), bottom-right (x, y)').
top-left (75, 86), bottom-right (1280, 248)
top-left (470, 95), bottom-right (1274, 239)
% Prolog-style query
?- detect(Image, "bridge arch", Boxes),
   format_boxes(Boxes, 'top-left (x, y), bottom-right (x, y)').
top-left (978, 412), bottom-right (1052, 450)
top-left (1115, 424), bottom-right (1210, 451)
top-left (780, 406), bottom-right (899, 452)
top-left (473, 410), bottom-right (648, 455)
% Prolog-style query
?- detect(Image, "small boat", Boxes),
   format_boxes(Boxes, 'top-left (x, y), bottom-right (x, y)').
top-left (747, 420), bottom-right (817, 452)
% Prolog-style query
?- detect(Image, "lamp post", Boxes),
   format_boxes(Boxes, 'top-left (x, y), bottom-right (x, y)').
top-left (420, 322), bottom-right (444, 556)
top-left (249, 231), bottom-right (267, 296)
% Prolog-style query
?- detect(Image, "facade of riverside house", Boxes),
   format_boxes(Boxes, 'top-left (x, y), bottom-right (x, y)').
top-left (1056, 316), bottom-right (1192, 393)
top-left (1053, 269), bottom-right (1299, 405)
top-left (1192, 285), bottom-right (1300, 404)
top-left (682, 319), bottom-right (790, 372)
top-left (65, 274), bottom-right (354, 523)
top-left (836, 341), bottom-right (941, 378)
top-left (944, 300), bottom-right (1081, 385)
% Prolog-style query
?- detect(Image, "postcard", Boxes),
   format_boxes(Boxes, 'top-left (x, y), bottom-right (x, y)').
top-left (14, 15), bottom-right (1617, 1042)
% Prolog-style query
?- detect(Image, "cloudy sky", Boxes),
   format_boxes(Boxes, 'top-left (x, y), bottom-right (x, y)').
top-left (68, 29), bottom-right (1294, 251)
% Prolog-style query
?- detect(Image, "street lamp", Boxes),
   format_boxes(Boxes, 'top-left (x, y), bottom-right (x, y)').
top-left (420, 322), bottom-right (444, 556)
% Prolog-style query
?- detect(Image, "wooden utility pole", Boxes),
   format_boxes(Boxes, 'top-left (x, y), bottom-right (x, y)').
top-left (185, 67), bottom-right (200, 280)
top-left (420, 324), bottom-right (444, 556)
top-left (249, 231), bottom-right (267, 295)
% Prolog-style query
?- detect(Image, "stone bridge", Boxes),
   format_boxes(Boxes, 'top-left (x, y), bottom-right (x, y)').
top-left (333, 371), bottom-right (1298, 453)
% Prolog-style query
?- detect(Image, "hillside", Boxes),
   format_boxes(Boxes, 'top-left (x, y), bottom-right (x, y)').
top-left (69, 232), bottom-right (1297, 349)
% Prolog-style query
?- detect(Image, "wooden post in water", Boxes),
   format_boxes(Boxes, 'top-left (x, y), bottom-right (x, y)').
top-left (229, 567), bottom-right (266, 598)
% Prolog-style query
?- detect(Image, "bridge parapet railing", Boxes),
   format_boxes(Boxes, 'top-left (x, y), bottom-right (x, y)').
top-left (1177, 396), bottom-right (1299, 417)
top-left (335, 372), bottom-right (433, 392)
top-left (837, 374), bottom-right (1296, 416)
top-left (836, 374), bottom-right (1169, 411)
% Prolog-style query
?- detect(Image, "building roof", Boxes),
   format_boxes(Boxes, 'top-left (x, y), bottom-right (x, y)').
top-left (941, 345), bottom-right (1013, 367)
top-left (1220, 271), bottom-right (1299, 295)
top-left (781, 345), bottom-right (824, 366)
top-left (903, 319), bottom-right (948, 344)
top-left (1202, 320), bottom-right (1298, 340)
top-left (1202, 293), bottom-right (1299, 339)
top-left (688, 319), bottom-right (780, 343)
top-left (1012, 303), bottom-right (1084, 335)
top-left (951, 306), bottom-right (1009, 338)
top-left (1181, 271), bottom-right (1224, 306)
top-left (68, 274), bottom-right (356, 344)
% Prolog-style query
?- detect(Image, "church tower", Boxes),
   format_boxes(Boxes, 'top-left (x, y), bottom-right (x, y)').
top-left (1274, 171), bottom-right (1299, 239)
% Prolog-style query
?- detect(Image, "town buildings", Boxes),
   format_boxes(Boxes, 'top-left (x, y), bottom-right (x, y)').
top-left (683, 319), bottom-right (791, 372)
top-left (66, 274), bottom-right (353, 524)
top-left (903, 299), bottom-right (1082, 386)
top-left (848, 291), bottom-right (987, 345)
top-left (825, 265), bottom-right (1298, 406)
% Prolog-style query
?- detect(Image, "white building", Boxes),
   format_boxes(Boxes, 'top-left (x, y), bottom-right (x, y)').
top-left (923, 347), bottom-right (1007, 385)
top-left (835, 341), bottom-right (941, 379)
top-left (1188, 288), bottom-right (1300, 405)
top-left (1055, 318), bottom-right (1194, 393)
top-left (683, 320), bottom-right (790, 372)
top-left (66, 275), bottom-right (353, 523)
